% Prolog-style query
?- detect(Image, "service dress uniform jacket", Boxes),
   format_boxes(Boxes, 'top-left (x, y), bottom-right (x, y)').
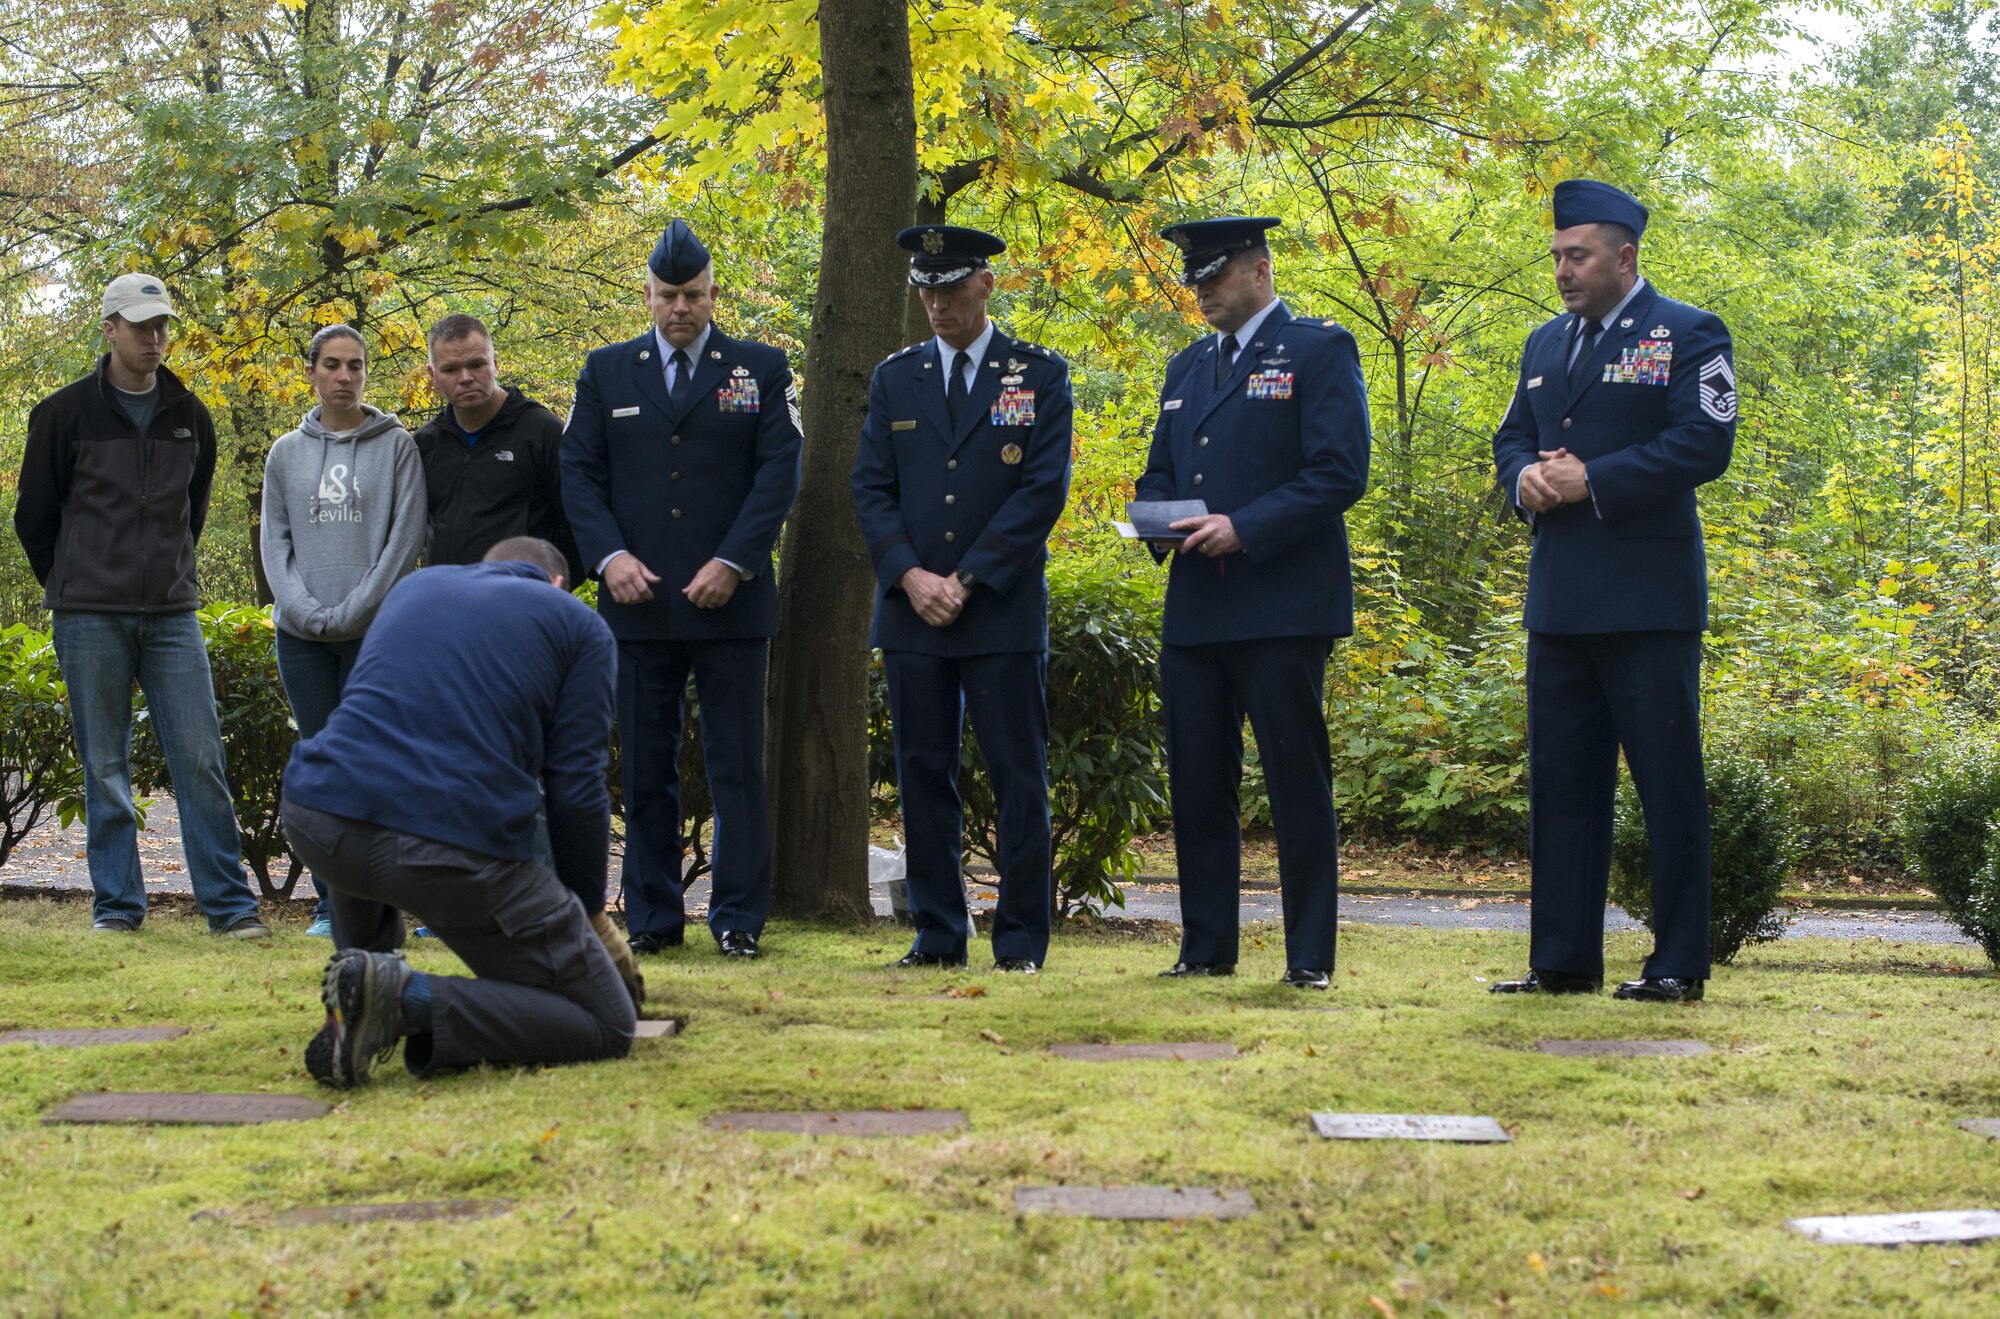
top-left (1136, 300), bottom-right (1371, 974)
top-left (1492, 280), bottom-right (1736, 982)
top-left (561, 324), bottom-right (802, 945)
top-left (851, 332), bottom-right (1074, 963)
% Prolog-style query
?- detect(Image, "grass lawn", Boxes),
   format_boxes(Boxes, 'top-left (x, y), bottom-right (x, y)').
top-left (3, 901), bottom-right (1999, 1317)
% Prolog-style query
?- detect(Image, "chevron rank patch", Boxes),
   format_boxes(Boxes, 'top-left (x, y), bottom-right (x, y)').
top-left (786, 380), bottom-right (801, 433)
top-left (1699, 355), bottom-right (1737, 422)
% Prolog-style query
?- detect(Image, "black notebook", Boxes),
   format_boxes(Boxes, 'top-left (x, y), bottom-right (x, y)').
top-left (1117, 499), bottom-right (1209, 542)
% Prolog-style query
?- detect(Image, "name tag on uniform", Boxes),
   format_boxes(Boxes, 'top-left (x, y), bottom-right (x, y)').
top-left (1161, 399), bottom-right (1183, 411)
top-left (891, 419), bottom-right (917, 431)
top-left (1527, 376), bottom-right (1543, 389)
top-left (612, 406), bottom-right (641, 418)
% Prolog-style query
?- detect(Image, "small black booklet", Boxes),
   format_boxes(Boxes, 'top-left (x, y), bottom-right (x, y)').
top-left (1117, 499), bottom-right (1210, 542)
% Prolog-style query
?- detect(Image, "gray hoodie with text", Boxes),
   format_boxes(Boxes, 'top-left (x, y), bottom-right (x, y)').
top-left (260, 404), bottom-right (428, 642)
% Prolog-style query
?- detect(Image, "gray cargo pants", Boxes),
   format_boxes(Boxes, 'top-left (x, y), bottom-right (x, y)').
top-left (281, 797), bottom-right (636, 1076)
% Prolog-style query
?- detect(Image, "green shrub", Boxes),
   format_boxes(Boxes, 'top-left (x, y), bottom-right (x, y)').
top-left (0, 624), bottom-right (81, 865)
top-left (1610, 748), bottom-right (1795, 964)
top-left (1964, 819), bottom-right (2000, 965)
top-left (1899, 738), bottom-right (2000, 932)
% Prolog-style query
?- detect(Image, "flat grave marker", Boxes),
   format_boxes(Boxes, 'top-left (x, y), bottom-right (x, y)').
top-left (0, 1027), bottom-right (188, 1048)
top-left (633, 1019), bottom-right (682, 1040)
top-left (1309, 1113), bottom-right (1511, 1143)
top-left (1050, 1042), bottom-right (1238, 1062)
top-left (706, 1109), bottom-right (967, 1137)
top-left (43, 1092), bottom-right (331, 1126)
top-left (274, 1199), bottom-right (513, 1227)
top-left (1959, 1119), bottom-right (2000, 1140)
top-left (1786, 1210), bottom-right (2000, 1246)
top-left (1537, 1039), bottom-right (1713, 1058)
top-left (1014, 1185), bottom-right (1256, 1220)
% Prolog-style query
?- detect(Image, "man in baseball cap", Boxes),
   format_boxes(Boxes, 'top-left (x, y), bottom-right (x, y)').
top-left (12, 273), bottom-right (269, 939)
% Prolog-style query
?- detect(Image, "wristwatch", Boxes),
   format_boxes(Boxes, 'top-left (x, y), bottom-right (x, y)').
top-left (955, 569), bottom-right (977, 590)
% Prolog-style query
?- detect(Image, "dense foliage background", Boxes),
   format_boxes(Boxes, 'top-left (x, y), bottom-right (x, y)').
top-left (1, 0), bottom-right (1996, 879)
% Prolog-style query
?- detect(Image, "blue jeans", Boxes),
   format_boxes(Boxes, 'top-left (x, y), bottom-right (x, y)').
top-left (52, 611), bottom-right (259, 930)
top-left (274, 629), bottom-right (365, 918)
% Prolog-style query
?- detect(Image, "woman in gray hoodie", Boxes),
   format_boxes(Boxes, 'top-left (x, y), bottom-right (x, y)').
top-left (261, 324), bottom-right (428, 937)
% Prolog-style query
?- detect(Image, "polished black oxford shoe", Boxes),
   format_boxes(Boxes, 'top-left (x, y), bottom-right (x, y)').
top-left (1489, 968), bottom-right (1602, 995)
top-left (993, 958), bottom-right (1040, 974)
top-left (1283, 968), bottom-right (1331, 990)
top-left (1613, 976), bottom-right (1704, 1003)
top-left (628, 930), bottom-right (684, 956)
top-left (891, 950), bottom-right (968, 969)
top-left (1159, 961), bottom-right (1236, 978)
top-left (717, 930), bottom-right (761, 959)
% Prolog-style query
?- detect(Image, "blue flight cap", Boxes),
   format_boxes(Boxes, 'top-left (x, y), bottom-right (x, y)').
top-left (1551, 180), bottom-right (1648, 237)
top-left (897, 225), bottom-right (1005, 287)
top-left (1159, 216), bottom-right (1282, 286)
top-left (648, 219), bottom-right (712, 285)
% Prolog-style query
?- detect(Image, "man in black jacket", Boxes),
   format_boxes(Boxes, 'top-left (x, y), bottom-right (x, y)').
top-left (414, 315), bottom-right (582, 583)
top-left (13, 274), bottom-right (268, 938)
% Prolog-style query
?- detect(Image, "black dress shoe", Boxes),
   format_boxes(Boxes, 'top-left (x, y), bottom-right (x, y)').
top-left (891, 950), bottom-right (968, 969)
top-left (1489, 968), bottom-right (1602, 995)
top-left (628, 930), bottom-right (683, 956)
top-left (1613, 976), bottom-right (1705, 1003)
top-left (717, 930), bottom-right (761, 959)
top-left (1159, 961), bottom-right (1236, 978)
top-left (1283, 968), bottom-right (1331, 990)
top-left (993, 958), bottom-right (1040, 974)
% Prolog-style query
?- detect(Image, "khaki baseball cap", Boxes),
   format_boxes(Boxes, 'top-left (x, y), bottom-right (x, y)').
top-left (102, 273), bottom-right (176, 322)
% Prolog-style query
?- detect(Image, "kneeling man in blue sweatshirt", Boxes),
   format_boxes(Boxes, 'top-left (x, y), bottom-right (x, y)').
top-left (281, 537), bottom-right (645, 1088)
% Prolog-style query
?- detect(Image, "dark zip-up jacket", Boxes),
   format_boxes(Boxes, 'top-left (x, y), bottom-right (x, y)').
top-left (411, 386), bottom-right (582, 584)
top-left (14, 357), bottom-right (218, 613)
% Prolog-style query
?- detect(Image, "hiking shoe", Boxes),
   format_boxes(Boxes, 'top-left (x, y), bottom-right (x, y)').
top-left (92, 917), bottom-right (137, 933)
top-left (304, 915), bottom-right (334, 939)
top-left (223, 915), bottom-right (272, 940)
top-left (309, 949), bottom-right (410, 1089)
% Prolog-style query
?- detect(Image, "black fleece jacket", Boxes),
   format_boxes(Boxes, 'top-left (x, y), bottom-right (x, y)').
top-left (411, 386), bottom-right (582, 584)
top-left (14, 357), bottom-right (218, 613)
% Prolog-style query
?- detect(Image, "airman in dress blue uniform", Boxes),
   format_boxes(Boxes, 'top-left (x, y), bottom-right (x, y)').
top-left (1490, 180), bottom-right (1737, 1003)
top-left (851, 225), bottom-right (1074, 972)
top-left (561, 220), bottom-right (803, 960)
top-left (1136, 217), bottom-right (1373, 990)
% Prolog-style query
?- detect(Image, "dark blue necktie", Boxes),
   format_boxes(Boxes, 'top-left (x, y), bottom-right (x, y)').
top-left (948, 350), bottom-right (969, 429)
top-left (1569, 320), bottom-right (1600, 388)
top-left (670, 349), bottom-right (692, 405)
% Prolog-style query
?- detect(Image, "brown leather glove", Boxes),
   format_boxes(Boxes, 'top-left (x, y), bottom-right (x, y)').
top-left (589, 910), bottom-right (646, 1012)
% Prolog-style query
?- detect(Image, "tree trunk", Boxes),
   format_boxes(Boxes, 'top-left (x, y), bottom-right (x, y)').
top-left (765, 0), bottom-right (916, 920)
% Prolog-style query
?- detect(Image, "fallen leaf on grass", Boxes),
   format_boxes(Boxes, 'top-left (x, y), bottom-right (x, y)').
top-left (1366, 1297), bottom-right (1396, 1318)
top-left (1527, 1252), bottom-right (1547, 1277)
top-left (540, 1123), bottom-right (561, 1142)
top-left (978, 1028), bottom-right (1005, 1045)
top-left (1680, 1187), bottom-right (1704, 1200)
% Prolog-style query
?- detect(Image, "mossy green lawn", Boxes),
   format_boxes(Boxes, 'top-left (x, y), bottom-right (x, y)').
top-left (2, 901), bottom-right (1998, 1317)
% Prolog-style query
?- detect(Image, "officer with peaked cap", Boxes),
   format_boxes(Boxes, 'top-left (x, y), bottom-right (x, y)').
top-left (851, 225), bottom-right (1074, 972)
top-left (1490, 180), bottom-right (1737, 1003)
top-left (561, 219), bottom-right (803, 960)
top-left (1135, 217), bottom-right (1372, 990)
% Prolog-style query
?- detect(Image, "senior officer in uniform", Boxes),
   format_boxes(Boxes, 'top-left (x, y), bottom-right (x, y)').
top-left (562, 219), bottom-right (803, 960)
top-left (1136, 217), bottom-right (1372, 991)
top-left (1490, 180), bottom-right (1736, 1003)
top-left (851, 225), bottom-right (1074, 973)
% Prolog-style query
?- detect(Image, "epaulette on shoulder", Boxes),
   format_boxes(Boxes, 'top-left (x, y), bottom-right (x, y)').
top-left (1285, 315), bottom-right (1345, 333)
top-left (1007, 339), bottom-right (1057, 361)
top-left (884, 341), bottom-right (925, 363)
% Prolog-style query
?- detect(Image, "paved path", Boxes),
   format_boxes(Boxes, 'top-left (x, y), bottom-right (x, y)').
top-left (3, 797), bottom-right (1972, 947)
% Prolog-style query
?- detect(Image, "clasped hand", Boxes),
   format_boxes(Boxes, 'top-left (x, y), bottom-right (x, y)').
top-left (1517, 448), bottom-right (1590, 514)
top-left (900, 567), bottom-right (967, 628)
